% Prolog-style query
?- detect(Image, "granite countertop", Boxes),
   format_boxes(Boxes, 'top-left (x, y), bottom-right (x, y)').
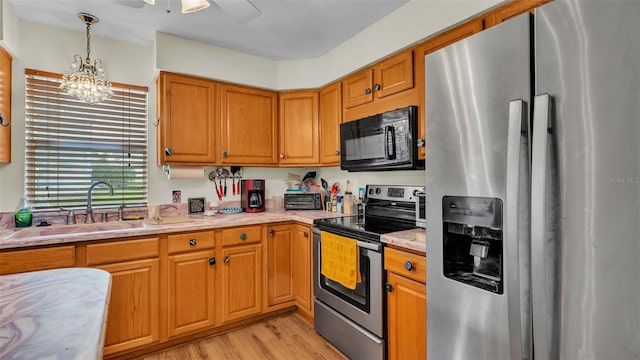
top-left (380, 228), bottom-right (426, 254)
top-left (0, 210), bottom-right (342, 250)
top-left (0, 268), bottom-right (111, 359)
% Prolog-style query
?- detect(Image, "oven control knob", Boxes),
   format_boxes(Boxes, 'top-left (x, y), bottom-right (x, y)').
top-left (405, 261), bottom-right (414, 271)
top-left (385, 283), bottom-right (393, 292)
top-left (375, 188), bottom-right (381, 195)
top-left (368, 188), bottom-right (374, 195)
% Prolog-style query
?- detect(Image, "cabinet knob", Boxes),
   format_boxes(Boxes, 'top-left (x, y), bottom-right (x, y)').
top-left (417, 138), bottom-right (425, 147)
top-left (165, 147), bottom-right (173, 156)
top-left (189, 239), bottom-right (197, 246)
top-left (405, 261), bottom-right (414, 271)
top-left (304, 232), bottom-right (308, 238)
top-left (335, 150), bottom-right (340, 155)
top-left (279, 153), bottom-right (285, 159)
top-left (385, 283), bottom-right (393, 292)
top-left (364, 87), bottom-right (371, 95)
top-left (269, 229), bottom-right (275, 237)
top-left (222, 150), bottom-right (228, 158)
top-left (374, 83), bottom-right (381, 91)
top-left (0, 113), bottom-right (9, 127)
top-left (224, 256), bottom-right (230, 263)
top-left (240, 232), bottom-right (247, 240)
top-left (209, 257), bottom-right (216, 265)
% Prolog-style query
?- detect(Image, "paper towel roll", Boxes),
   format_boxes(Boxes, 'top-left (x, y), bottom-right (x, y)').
top-left (165, 166), bottom-right (204, 180)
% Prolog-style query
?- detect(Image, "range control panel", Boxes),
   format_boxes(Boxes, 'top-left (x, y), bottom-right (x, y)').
top-left (365, 185), bottom-right (424, 203)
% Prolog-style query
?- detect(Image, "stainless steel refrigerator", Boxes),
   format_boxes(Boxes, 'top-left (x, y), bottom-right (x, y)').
top-left (425, 1), bottom-right (640, 359)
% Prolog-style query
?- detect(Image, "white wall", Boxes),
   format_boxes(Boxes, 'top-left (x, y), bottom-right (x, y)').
top-left (0, 0), bottom-right (501, 212)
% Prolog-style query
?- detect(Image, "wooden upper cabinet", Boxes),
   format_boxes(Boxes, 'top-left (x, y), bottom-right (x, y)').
top-left (278, 90), bottom-right (319, 166)
top-left (483, 0), bottom-right (550, 29)
top-left (157, 72), bottom-right (217, 165)
top-left (414, 18), bottom-right (483, 160)
top-left (374, 50), bottom-right (414, 99)
top-left (219, 84), bottom-right (278, 165)
top-left (319, 82), bottom-right (342, 165)
top-left (0, 46), bottom-right (12, 163)
top-left (343, 49), bottom-right (414, 110)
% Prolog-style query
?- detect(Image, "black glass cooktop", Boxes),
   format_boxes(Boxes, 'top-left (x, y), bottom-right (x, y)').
top-left (314, 214), bottom-right (417, 242)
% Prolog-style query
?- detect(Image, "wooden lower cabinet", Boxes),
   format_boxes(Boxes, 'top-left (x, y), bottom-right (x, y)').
top-left (385, 247), bottom-right (426, 360)
top-left (97, 258), bottom-right (160, 356)
top-left (0, 245), bottom-right (75, 275)
top-left (167, 250), bottom-right (216, 337)
top-left (221, 243), bottom-right (262, 323)
top-left (293, 225), bottom-right (313, 318)
top-left (266, 224), bottom-right (295, 307)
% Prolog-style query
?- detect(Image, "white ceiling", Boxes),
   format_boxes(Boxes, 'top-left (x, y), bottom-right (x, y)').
top-left (8, 0), bottom-right (409, 60)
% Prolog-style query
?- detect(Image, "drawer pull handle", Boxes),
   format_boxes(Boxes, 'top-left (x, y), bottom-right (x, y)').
top-left (189, 239), bottom-right (197, 246)
top-left (303, 232), bottom-right (308, 238)
top-left (364, 87), bottom-right (371, 95)
top-left (404, 261), bottom-right (414, 271)
top-left (374, 83), bottom-right (381, 91)
top-left (224, 256), bottom-right (230, 263)
top-left (269, 230), bottom-right (275, 237)
top-left (209, 257), bottom-right (216, 265)
top-left (240, 232), bottom-right (247, 240)
top-left (385, 283), bottom-right (393, 292)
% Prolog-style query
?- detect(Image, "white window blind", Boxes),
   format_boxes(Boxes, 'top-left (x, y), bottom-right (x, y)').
top-left (25, 69), bottom-right (148, 209)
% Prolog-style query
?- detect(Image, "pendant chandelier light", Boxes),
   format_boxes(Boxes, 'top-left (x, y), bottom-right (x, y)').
top-left (60, 13), bottom-right (113, 105)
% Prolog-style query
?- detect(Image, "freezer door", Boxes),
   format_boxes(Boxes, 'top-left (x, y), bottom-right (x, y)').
top-left (425, 13), bottom-right (531, 360)
top-left (533, 1), bottom-right (640, 359)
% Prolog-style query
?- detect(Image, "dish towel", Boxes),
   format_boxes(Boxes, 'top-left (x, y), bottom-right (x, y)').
top-left (320, 231), bottom-right (361, 289)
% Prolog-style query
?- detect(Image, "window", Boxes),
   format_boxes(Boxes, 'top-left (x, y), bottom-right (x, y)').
top-left (25, 69), bottom-right (148, 209)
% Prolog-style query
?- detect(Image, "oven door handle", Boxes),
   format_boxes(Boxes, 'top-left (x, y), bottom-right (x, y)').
top-left (356, 240), bottom-right (383, 252)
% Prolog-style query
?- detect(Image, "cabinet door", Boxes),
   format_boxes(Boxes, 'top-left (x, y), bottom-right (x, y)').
top-left (342, 68), bottom-right (373, 109)
top-left (293, 225), bottom-right (313, 317)
top-left (219, 84), bottom-right (278, 165)
top-left (266, 225), bottom-right (294, 307)
top-left (97, 258), bottom-right (160, 356)
top-left (387, 272), bottom-right (426, 360)
top-left (0, 46), bottom-right (11, 163)
top-left (415, 19), bottom-right (483, 160)
top-left (157, 72), bottom-right (217, 165)
top-left (278, 91), bottom-right (319, 166)
top-left (221, 244), bottom-right (262, 322)
top-left (374, 50), bottom-right (414, 99)
top-left (319, 82), bottom-right (342, 165)
top-left (168, 250), bottom-right (216, 337)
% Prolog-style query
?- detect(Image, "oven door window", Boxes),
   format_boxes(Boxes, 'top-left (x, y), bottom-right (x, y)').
top-left (319, 251), bottom-right (370, 313)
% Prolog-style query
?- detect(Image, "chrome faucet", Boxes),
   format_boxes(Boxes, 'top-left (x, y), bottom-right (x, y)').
top-left (86, 181), bottom-right (114, 223)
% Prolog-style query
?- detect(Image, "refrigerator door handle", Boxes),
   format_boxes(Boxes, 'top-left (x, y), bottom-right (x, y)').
top-left (506, 99), bottom-right (527, 360)
top-left (531, 93), bottom-right (552, 360)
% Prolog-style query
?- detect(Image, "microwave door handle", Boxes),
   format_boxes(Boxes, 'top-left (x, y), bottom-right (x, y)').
top-left (384, 126), bottom-right (396, 160)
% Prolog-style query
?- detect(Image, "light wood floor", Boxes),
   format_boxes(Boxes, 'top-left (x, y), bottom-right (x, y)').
top-left (137, 313), bottom-right (348, 360)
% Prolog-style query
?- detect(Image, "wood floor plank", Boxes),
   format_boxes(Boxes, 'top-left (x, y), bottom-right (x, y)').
top-left (138, 313), bottom-right (347, 360)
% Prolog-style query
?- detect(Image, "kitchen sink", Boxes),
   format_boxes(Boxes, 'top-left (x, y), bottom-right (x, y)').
top-left (4, 221), bottom-right (147, 240)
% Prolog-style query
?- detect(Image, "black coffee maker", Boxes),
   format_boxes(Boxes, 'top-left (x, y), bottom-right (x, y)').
top-left (241, 179), bottom-right (265, 213)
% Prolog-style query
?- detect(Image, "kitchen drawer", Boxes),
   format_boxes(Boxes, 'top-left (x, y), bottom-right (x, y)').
top-left (0, 245), bottom-right (75, 275)
top-left (221, 226), bottom-right (261, 246)
top-left (168, 230), bottom-right (215, 254)
top-left (86, 237), bottom-right (160, 265)
top-left (384, 247), bottom-right (426, 283)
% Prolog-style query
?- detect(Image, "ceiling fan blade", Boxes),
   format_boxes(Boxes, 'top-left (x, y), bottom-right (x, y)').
top-left (114, 0), bottom-right (146, 9)
top-left (214, 0), bottom-right (261, 24)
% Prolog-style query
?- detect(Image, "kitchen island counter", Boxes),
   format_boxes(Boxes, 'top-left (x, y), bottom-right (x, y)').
top-left (0, 268), bottom-right (111, 359)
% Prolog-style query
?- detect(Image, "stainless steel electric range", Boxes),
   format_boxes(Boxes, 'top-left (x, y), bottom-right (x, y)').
top-left (312, 184), bottom-right (424, 360)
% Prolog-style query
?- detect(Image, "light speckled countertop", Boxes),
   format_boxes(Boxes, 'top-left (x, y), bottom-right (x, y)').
top-left (0, 210), bottom-right (426, 253)
top-left (0, 210), bottom-right (341, 250)
top-left (0, 268), bottom-right (111, 359)
top-left (381, 228), bottom-right (426, 254)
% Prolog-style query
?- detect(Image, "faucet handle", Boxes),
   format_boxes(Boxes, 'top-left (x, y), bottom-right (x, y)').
top-left (118, 204), bottom-right (125, 221)
top-left (66, 210), bottom-right (76, 225)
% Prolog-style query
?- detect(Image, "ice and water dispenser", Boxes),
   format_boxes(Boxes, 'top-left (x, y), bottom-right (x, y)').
top-left (442, 196), bottom-right (503, 294)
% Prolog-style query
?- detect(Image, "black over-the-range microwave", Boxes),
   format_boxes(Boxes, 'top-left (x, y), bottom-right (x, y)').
top-left (340, 106), bottom-right (424, 172)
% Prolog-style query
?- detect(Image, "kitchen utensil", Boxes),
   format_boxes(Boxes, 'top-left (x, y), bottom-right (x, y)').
top-left (216, 168), bottom-right (224, 197)
top-left (231, 166), bottom-right (241, 195)
top-left (235, 167), bottom-right (243, 195)
top-left (209, 171), bottom-right (222, 200)
top-left (221, 168), bottom-right (230, 196)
